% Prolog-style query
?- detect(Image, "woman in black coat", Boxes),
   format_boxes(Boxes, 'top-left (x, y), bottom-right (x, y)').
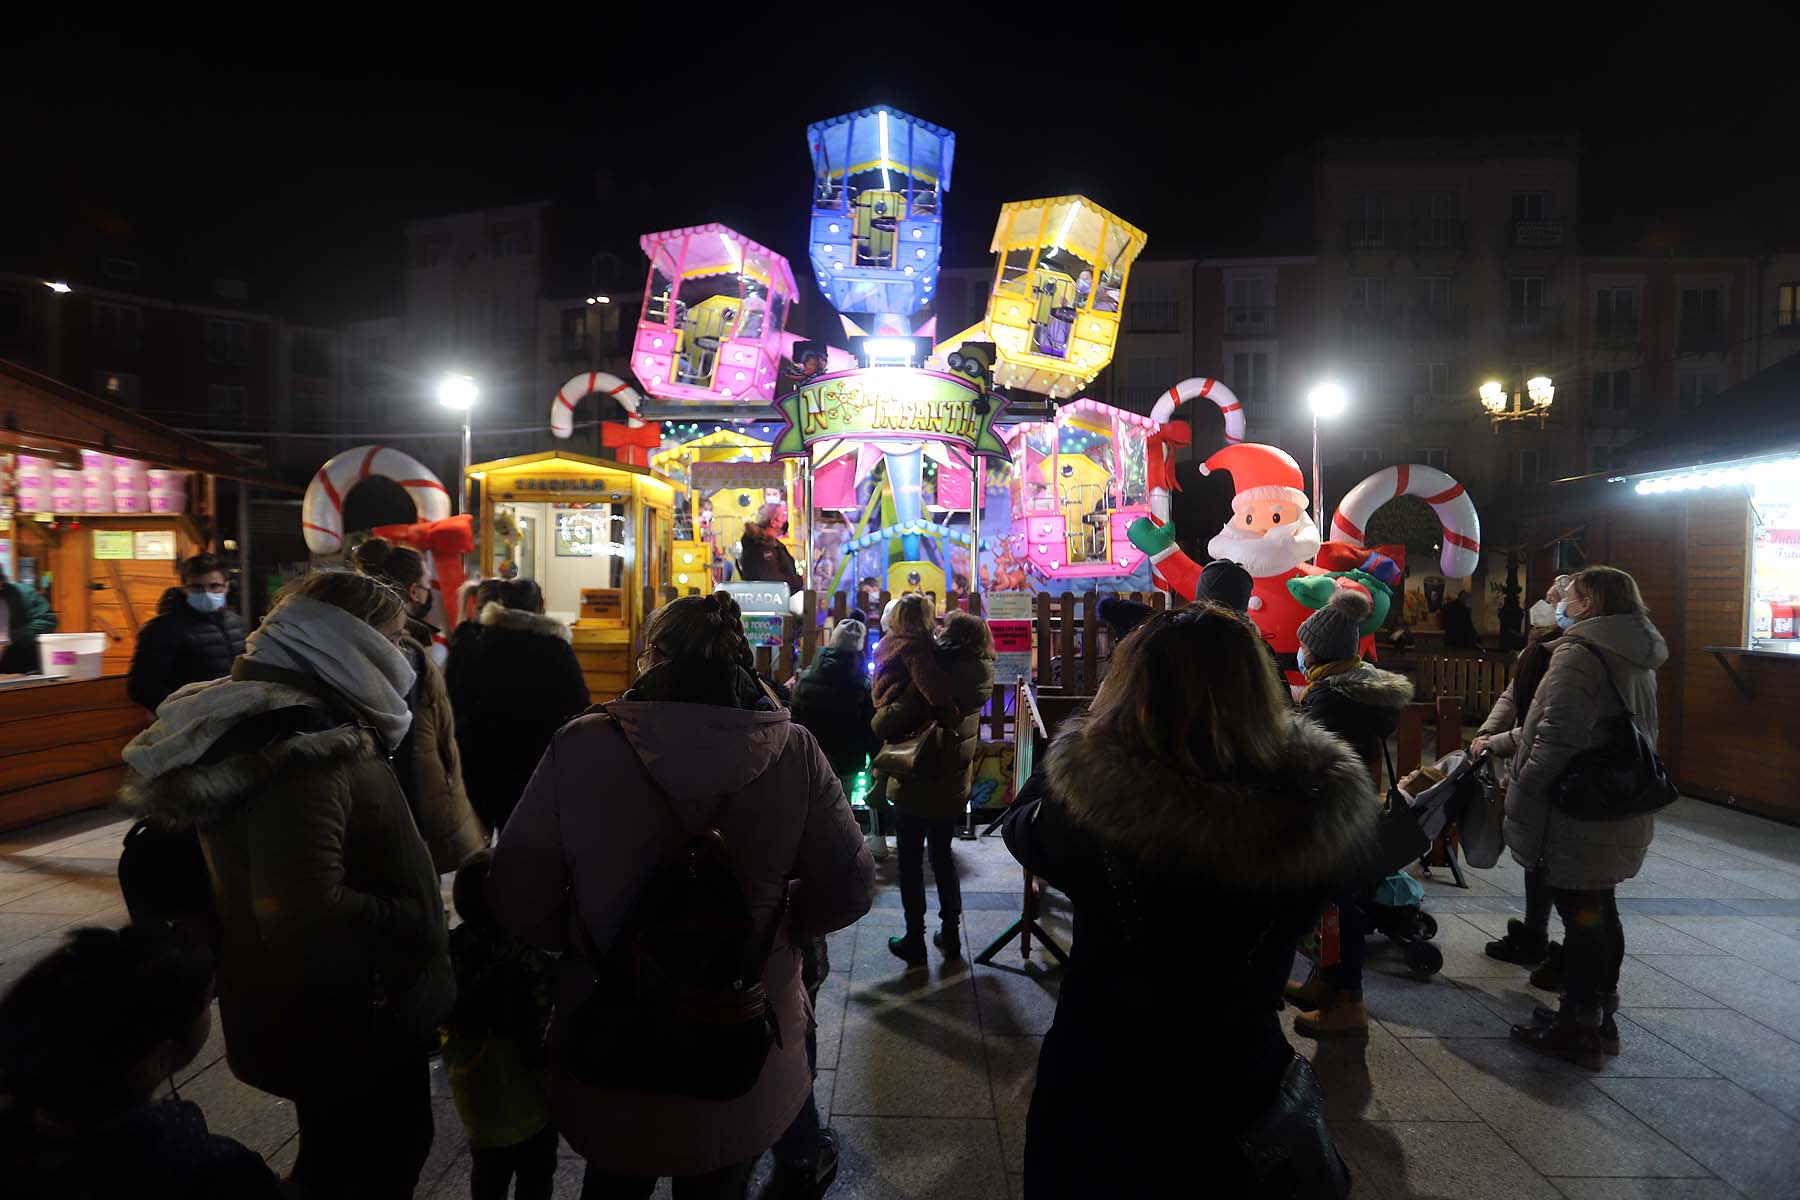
top-left (789, 617), bottom-right (878, 792)
top-left (1003, 603), bottom-right (1374, 1199)
top-left (445, 578), bottom-right (591, 831)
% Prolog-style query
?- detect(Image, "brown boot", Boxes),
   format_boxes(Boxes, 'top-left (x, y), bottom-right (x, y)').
top-left (1294, 995), bottom-right (1369, 1038)
top-left (1511, 1013), bottom-right (1603, 1070)
top-left (1284, 972), bottom-right (1330, 1009)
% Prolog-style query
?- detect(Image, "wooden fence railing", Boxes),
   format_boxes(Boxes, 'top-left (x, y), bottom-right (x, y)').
top-left (1416, 653), bottom-right (1514, 724)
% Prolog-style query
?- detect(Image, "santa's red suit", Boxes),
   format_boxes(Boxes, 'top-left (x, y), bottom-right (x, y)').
top-left (1198, 443), bottom-right (1322, 657)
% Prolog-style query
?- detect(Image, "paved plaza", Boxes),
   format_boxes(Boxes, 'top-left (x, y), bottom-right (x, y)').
top-left (5, 797), bottom-right (1800, 1198)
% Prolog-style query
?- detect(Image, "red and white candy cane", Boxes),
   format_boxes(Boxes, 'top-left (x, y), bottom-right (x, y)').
top-left (302, 446), bottom-right (451, 556)
top-left (550, 372), bottom-right (643, 439)
top-left (1331, 464), bottom-right (1482, 579)
top-left (1146, 377), bottom-right (1246, 524)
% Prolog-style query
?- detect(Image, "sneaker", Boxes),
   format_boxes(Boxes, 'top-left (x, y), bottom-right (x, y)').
top-left (887, 931), bottom-right (927, 967)
top-left (1283, 973), bottom-right (1330, 1010)
top-left (766, 1127), bottom-right (840, 1200)
top-left (1531, 1004), bottom-right (1621, 1055)
top-left (1293, 996), bottom-right (1369, 1038)
top-left (1484, 919), bottom-right (1549, 965)
top-left (1511, 1015), bottom-right (1604, 1070)
top-left (1529, 941), bottom-right (1566, 991)
top-left (868, 834), bottom-right (890, 862)
top-left (933, 927), bottom-right (961, 959)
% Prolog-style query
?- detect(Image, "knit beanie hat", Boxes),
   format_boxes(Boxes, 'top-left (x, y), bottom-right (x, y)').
top-left (1195, 561), bottom-right (1254, 613)
top-left (1297, 585), bottom-right (1373, 665)
top-left (830, 617), bottom-right (868, 651)
top-left (1096, 596), bottom-right (1153, 640)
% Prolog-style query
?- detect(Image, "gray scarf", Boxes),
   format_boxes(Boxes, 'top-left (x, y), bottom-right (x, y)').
top-left (244, 595), bottom-right (415, 750)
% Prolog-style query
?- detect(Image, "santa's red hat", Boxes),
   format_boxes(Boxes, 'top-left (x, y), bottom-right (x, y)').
top-left (1198, 443), bottom-right (1309, 511)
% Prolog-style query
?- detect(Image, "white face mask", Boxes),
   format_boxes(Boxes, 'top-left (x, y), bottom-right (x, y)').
top-left (1528, 599), bottom-right (1555, 627)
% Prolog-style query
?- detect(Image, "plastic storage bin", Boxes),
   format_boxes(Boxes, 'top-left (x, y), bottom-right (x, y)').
top-left (38, 632), bottom-right (109, 681)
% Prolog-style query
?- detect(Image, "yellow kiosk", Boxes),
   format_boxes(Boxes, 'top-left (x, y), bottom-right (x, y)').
top-left (469, 451), bottom-right (676, 703)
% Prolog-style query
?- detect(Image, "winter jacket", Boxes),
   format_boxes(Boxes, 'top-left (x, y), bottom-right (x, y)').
top-left (872, 643), bottom-right (995, 822)
top-left (443, 921), bottom-right (556, 1149)
top-left (126, 590), bottom-right (248, 711)
top-left (1299, 662), bottom-right (1413, 768)
top-left (1001, 712), bottom-right (1378, 1197)
top-left (487, 658), bottom-right (874, 1177)
top-left (1476, 630), bottom-right (1561, 764)
top-left (871, 632), bottom-right (953, 709)
top-left (789, 646), bottom-right (879, 776)
top-left (119, 659), bottom-right (455, 1103)
top-left (392, 639), bottom-right (485, 873)
top-left (0, 581), bottom-right (52, 674)
top-left (0, 1094), bottom-right (285, 1199)
top-left (738, 528), bottom-right (803, 594)
top-left (1502, 613), bottom-right (1669, 890)
top-left (447, 603), bottom-right (591, 830)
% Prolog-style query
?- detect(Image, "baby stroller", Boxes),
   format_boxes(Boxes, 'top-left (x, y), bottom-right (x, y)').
top-left (1352, 872), bottom-right (1441, 976)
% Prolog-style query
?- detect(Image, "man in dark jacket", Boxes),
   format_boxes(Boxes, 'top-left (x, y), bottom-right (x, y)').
top-left (790, 618), bottom-right (879, 792)
top-left (0, 564), bottom-right (55, 675)
top-left (126, 554), bottom-right (247, 712)
top-left (739, 503), bottom-right (804, 594)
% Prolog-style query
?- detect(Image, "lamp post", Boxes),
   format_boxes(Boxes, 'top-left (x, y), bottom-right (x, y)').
top-left (1306, 382), bottom-right (1347, 520)
top-left (437, 373), bottom-right (478, 515)
top-left (1478, 375), bottom-right (1554, 428)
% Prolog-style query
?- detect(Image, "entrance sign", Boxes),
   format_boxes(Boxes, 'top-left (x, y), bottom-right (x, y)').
top-left (770, 368), bottom-right (1011, 460)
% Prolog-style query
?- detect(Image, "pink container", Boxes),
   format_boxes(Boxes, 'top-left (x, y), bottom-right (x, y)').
top-left (113, 489), bottom-right (148, 514)
top-left (14, 455), bottom-right (47, 512)
top-left (82, 468), bottom-right (111, 513)
top-left (112, 458), bottom-right (149, 494)
top-left (147, 469), bottom-right (190, 514)
top-left (80, 449), bottom-right (109, 471)
top-left (51, 468), bottom-right (81, 514)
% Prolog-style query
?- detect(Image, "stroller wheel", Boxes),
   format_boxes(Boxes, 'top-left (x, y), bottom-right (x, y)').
top-left (1415, 912), bottom-right (1439, 941)
top-left (1404, 940), bottom-right (1443, 976)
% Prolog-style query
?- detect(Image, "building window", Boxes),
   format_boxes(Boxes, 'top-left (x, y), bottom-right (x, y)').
top-left (97, 371), bottom-right (141, 407)
top-left (1125, 277), bottom-right (1177, 331)
top-left (364, 335), bottom-right (389, 361)
top-left (1347, 447), bottom-right (1384, 468)
top-left (499, 230), bottom-right (528, 257)
top-left (1415, 447), bottom-right (1448, 470)
top-left (1349, 362), bottom-right (1387, 403)
top-left (1513, 448), bottom-right (1543, 485)
top-left (1348, 194), bottom-right (1386, 248)
top-left (93, 302), bottom-right (143, 352)
top-left (1594, 287), bottom-right (1639, 340)
top-left (1416, 192), bottom-right (1456, 246)
top-left (1226, 277), bottom-right (1271, 333)
top-left (562, 307), bottom-right (591, 357)
top-left (1778, 282), bottom-right (1800, 330)
top-left (1230, 350), bottom-right (1272, 409)
top-left (291, 333), bottom-right (330, 378)
top-left (207, 384), bottom-right (246, 417)
top-left (1507, 277), bottom-right (1545, 329)
top-left (412, 234), bottom-right (450, 269)
top-left (101, 257), bottom-right (141, 282)
top-left (1510, 193), bottom-right (1547, 222)
top-left (1348, 277), bottom-right (1385, 310)
top-left (1118, 355), bottom-right (1177, 410)
top-left (1424, 362), bottom-right (1451, 397)
top-left (1591, 370), bottom-right (1633, 413)
top-left (207, 319), bottom-right (248, 366)
top-left (1678, 369), bottom-right (1723, 411)
top-left (1419, 277), bottom-right (1451, 310)
top-left (1679, 286), bottom-right (1725, 351)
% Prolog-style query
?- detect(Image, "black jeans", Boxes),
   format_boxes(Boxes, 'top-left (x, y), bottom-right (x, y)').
top-left (292, 1052), bottom-right (435, 1200)
top-left (894, 810), bottom-right (962, 935)
top-left (579, 1160), bottom-right (753, 1199)
top-left (1552, 887), bottom-right (1625, 1019)
top-left (472, 1123), bottom-right (559, 1200)
top-left (1320, 893), bottom-right (1365, 996)
top-left (1522, 866), bottom-right (1553, 938)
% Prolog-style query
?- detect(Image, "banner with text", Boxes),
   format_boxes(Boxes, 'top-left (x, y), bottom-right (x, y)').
top-left (770, 368), bottom-right (1011, 461)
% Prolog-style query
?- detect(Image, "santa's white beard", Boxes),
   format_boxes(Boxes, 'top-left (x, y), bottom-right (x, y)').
top-left (1207, 514), bottom-right (1322, 579)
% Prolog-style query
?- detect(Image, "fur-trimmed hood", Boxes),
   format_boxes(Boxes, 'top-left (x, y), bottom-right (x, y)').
top-left (1044, 712), bottom-right (1378, 890)
top-left (478, 601), bottom-right (572, 642)
top-left (871, 633), bottom-right (953, 709)
top-left (1307, 663), bottom-right (1413, 709)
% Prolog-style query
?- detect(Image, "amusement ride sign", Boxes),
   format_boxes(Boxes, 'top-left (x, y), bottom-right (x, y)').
top-left (769, 368), bottom-right (1011, 461)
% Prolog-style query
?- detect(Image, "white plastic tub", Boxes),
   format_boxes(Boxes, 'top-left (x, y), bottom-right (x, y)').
top-left (39, 632), bottom-right (108, 681)
top-left (147, 469), bottom-right (190, 513)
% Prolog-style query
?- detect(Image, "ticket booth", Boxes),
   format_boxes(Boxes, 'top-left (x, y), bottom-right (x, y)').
top-left (470, 451), bottom-right (676, 703)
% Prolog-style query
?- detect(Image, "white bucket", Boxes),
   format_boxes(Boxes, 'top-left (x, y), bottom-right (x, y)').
top-left (112, 459), bottom-right (149, 492)
top-left (113, 489), bottom-right (148, 514)
top-left (15, 454), bottom-right (47, 512)
top-left (82, 468), bottom-right (111, 513)
top-left (80, 449), bottom-right (109, 471)
top-left (51, 468), bottom-right (81, 514)
top-left (39, 632), bottom-right (108, 681)
top-left (147, 469), bottom-right (190, 514)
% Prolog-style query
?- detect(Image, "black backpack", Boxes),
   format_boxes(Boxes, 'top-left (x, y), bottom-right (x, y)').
top-left (118, 819), bottom-right (220, 950)
top-left (567, 715), bottom-right (788, 1101)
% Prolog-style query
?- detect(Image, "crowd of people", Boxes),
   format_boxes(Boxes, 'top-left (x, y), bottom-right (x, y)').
top-left (0, 541), bottom-right (1669, 1198)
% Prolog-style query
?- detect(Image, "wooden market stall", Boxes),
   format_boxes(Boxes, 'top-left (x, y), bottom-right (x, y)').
top-left (0, 359), bottom-right (289, 832)
top-left (470, 450), bottom-right (676, 703)
top-left (1521, 354), bottom-right (1800, 824)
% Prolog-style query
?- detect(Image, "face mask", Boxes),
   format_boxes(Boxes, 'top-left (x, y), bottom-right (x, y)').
top-left (187, 591), bottom-right (227, 615)
top-left (1529, 599), bottom-right (1555, 628)
top-left (1295, 645), bottom-right (1308, 672)
top-left (1553, 599), bottom-right (1579, 630)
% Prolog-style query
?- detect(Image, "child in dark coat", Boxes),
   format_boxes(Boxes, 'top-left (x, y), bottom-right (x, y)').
top-left (445, 851), bottom-right (558, 1200)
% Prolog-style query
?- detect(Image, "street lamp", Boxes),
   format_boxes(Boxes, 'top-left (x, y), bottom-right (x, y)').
top-left (1307, 381), bottom-right (1348, 519)
top-left (43, 280), bottom-right (72, 294)
top-left (437, 373), bottom-right (478, 515)
top-left (1478, 375), bottom-right (1554, 428)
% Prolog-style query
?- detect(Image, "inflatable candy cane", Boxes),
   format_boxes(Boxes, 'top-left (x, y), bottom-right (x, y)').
top-left (549, 372), bottom-right (644, 439)
top-left (302, 445), bottom-right (450, 556)
top-left (1331, 464), bottom-right (1482, 579)
top-left (1138, 378), bottom-right (1246, 593)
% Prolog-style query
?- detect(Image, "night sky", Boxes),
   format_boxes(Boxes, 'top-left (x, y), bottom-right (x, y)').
top-left (4, 4), bottom-right (1797, 324)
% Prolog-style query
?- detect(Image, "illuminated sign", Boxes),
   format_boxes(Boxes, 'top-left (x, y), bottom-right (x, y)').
top-left (770, 368), bottom-right (1010, 460)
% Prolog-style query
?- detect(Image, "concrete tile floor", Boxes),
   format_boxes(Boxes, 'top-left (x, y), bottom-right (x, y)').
top-left (5, 797), bottom-right (1800, 1197)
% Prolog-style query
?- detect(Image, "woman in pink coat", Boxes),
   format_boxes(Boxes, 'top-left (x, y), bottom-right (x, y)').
top-left (488, 593), bottom-right (874, 1199)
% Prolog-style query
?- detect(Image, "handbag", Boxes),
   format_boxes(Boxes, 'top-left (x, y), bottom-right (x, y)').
top-left (1459, 756), bottom-right (1506, 868)
top-left (1549, 642), bottom-right (1680, 820)
top-left (872, 720), bottom-right (959, 778)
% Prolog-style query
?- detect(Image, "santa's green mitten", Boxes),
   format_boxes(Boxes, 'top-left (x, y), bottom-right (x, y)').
top-left (1127, 516), bottom-right (1178, 557)
top-left (1287, 574), bottom-right (1341, 611)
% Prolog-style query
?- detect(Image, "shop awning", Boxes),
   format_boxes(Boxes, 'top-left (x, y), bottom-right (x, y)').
top-left (1623, 352), bottom-right (1800, 473)
top-left (0, 358), bottom-right (297, 491)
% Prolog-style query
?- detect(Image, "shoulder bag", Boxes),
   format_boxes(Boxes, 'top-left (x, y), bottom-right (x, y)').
top-left (872, 710), bottom-right (960, 778)
top-left (1549, 642), bottom-right (1680, 820)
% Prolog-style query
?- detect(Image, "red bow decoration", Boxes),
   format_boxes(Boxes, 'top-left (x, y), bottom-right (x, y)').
top-left (372, 514), bottom-right (476, 646)
top-left (602, 420), bottom-right (663, 467)
top-left (1146, 421), bottom-right (1191, 495)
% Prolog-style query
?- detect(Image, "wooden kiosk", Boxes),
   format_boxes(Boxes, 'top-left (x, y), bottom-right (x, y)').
top-left (469, 451), bottom-right (677, 703)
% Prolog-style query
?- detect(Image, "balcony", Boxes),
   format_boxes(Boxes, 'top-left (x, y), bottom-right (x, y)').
top-left (1409, 305), bottom-right (1470, 339)
top-left (1677, 319), bottom-right (1729, 355)
top-left (1508, 219), bottom-right (1566, 250)
top-left (1125, 301), bottom-right (1180, 332)
top-left (1344, 219), bottom-right (1406, 251)
top-left (1224, 306), bottom-right (1276, 336)
top-left (1343, 305), bottom-right (1404, 339)
top-left (1505, 304), bottom-right (1565, 338)
top-left (1410, 218), bottom-right (1468, 251)
top-left (1592, 318), bottom-right (1642, 352)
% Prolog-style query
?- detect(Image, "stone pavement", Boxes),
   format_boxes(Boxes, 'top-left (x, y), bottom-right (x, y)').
top-left (6, 797), bottom-right (1800, 1198)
